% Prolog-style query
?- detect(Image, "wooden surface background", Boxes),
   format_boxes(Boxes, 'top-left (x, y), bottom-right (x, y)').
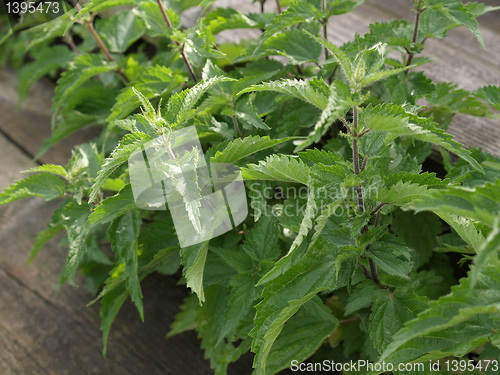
top-left (1, 0), bottom-right (499, 374)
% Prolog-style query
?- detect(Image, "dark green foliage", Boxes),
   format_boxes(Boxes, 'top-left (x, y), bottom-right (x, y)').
top-left (1, 0), bottom-right (500, 374)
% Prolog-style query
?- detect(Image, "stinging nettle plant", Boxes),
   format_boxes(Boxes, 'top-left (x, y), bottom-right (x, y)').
top-left (1, 0), bottom-right (500, 373)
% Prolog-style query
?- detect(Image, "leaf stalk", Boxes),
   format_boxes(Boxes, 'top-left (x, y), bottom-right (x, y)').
top-left (406, 0), bottom-right (425, 68)
top-left (156, 0), bottom-right (198, 83)
top-left (351, 106), bottom-right (380, 285)
top-left (275, 0), bottom-right (282, 14)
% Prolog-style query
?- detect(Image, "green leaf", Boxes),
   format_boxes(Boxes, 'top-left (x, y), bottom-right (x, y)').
top-left (427, 82), bottom-right (490, 117)
top-left (53, 54), bottom-right (117, 126)
top-left (476, 85), bottom-right (500, 111)
top-left (326, 0), bottom-right (364, 16)
top-left (407, 180), bottom-right (500, 227)
top-left (61, 186), bottom-right (137, 286)
top-left (89, 132), bottom-right (153, 203)
top-left (284, 182), bottom-right (317, 260)
top-left (295, 80), bottom-right (352, 151)
top-left (241, 214), bottom-right (280, 262)
top-left (260, 1), bottom-right (322, 40)
top-left (205, 7), bottom-right (267, 35)
top-left (370, 290), bottom-right (427, 352)
top-left (262, 28), bottom-right (322, 64)
top-left (137, 1), bottom-right (181, 37)
top-left (446, 148), bottom-right (500, 188)
top-left (436, 212), bottom-right (485, 253)
top-left (96, 11), bottom-right (145, 53)
top-left (64, 0), bottom-right (141, 34)
top-left (18, 45), bottom-right (72, 103)
top-left (108, 65), bottom-right (185, 122)
top-left (391, 210), bottom-right (442, 267)
top-left (100, 285), bottom-right (129, 357)
top-left (180, 241), bottom-right (209, 304)
top-left (251, 246), bottom-right (337, 374)
top-left (210, 135), bottom-right (293, 165)
top-left (379, 264), bottom-right (500, 366)
top-left (344, 279), bottom-right (384, 316)
top-left (107, 210), bottom-right (143, 320)
top-left (376, 181), bottom-right (429, 206)
top-left (241, 154), bottom-right (311, 184)
top-left (168, 294), bottom-right (198, 337)
top-left (471, 213), bottom-right (500, 286)
top-left (24, 11), bottom-right (74, 51)
top-left (36, 111), bottom-right (97, 161)
top-left (368, 236), bottom-right (413, 279)
top-left (166, 76), bottom-right (234, 127)
top-left (427, 0), bottom-right (485, 48)
top-left (360, 103), bottom-right (483, 173)
top-left (23, 165), bottom-right (68, 179)
top-left (238, 78), bottom-right (330, 110)
top-left (0, 173), bottom-right (66, 205)
top-left (29, 222), bottom-right (64, 264)
top-left (217, 272), bottom-right (260, 344)
top-left (265, 297), bottom-right (338, 375)
top-left (304, 31), bottom-right (354, 85)
top-left (234, 98), bottom-right (270, 130)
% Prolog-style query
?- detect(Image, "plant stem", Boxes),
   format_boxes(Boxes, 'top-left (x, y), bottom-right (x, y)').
top-left (351, 106), bottom-right (380, 285)
top-left (232, 115), bottom-right (241, 137)
top-left (351, 107), bottom-right (364, 213)
top-left (339, 317), bottom-right (360, 324)
top-left (406, 0), bottom-right (424, 68)
top-left (156, 0), bottom-right (198, 83)
top-left (370, 202), bottom-right (386, 216)
top-left (64, 34), bottom-right (80, 54)
top-left (321, 0), bottom-right (329, 62)
top-left (275, 0), bottom-right (282, 14)
top-left (361, 156), bottom-right (367, 172)
top-left (87, 21), bottom-right (114, 62)
top-left (369, 258), bottom-right (380, 284)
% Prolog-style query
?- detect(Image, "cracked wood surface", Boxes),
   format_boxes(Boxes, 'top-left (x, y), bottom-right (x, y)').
top-left (0, 1), bottom-right (499, 374)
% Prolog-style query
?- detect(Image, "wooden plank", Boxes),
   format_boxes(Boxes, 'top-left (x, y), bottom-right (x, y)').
top-left (0, 69), bottom-right (100, 166)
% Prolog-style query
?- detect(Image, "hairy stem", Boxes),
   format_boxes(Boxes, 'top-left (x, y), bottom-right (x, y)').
top-left (406, 0), bottom-right (424, 68)
top-left (156, 0), bottom-right (198, 83)
top-left (275, 0), bottom-right (282, 14)
top-left (351, 107), bottom-right (380, 284)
